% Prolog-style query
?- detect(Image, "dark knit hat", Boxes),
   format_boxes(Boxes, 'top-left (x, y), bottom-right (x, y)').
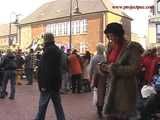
top-left (104, 22), bottom-right (124, 38)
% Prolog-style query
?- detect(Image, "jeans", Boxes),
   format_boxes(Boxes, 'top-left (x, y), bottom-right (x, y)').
top-left (2, 70), bottom-right (16, 98)
top-left (25, 68), bottom-right (33, 83)
top-left (35, 91), bottom-right (65, 120)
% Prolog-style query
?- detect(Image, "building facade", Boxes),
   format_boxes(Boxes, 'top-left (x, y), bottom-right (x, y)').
top-left (19, 0), bottom-right (132, 53)
top-left (0, 24), bottom-right (18, 51)
top-left (148, 0), bottom-right (160, 51)
top-left (132, 33), bottom-right (147, 49)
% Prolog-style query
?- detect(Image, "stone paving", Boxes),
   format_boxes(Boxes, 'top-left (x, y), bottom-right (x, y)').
top-left (0, 81), bottom-right (98, 120)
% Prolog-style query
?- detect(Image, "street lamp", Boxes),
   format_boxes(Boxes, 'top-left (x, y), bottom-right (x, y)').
top-left (9, 13), bottom-right (21, 47)
top-left (69, 0), bottom-right (81, 49)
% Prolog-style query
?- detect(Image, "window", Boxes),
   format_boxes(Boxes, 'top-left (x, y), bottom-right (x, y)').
top-left (46, 24), bottom-right (51, 33)
top-left (50, 24), bottom-right (53, 34)
top-left (61, 23), bottom-right (64, 35)
top-left (45, 19), bottom-right (88, 36)
top-left (80, 19), bottom-right (88, 33)
top-left (58, 23), bottom-right (60, 36)
top-left (67, 22), bottom-right (70, 35)
top-left (53, 24), bottom-right (56, 36)
top-left (73, 21), bottom-right (76, 35)
top-left (80, 20), bottom-right (84, 33)
top-left (76, 20), bottom-right (80, 34)
top-left (83, 19), bottom-right (88, 32)
top-left (156, 24), bottom-right (160, 43)
top-left (12, 36), bottom-right (17, 44)
top-left (64, 22), bottom-right (67, 35)
top-left (157, 1), bottom-right (160, 12)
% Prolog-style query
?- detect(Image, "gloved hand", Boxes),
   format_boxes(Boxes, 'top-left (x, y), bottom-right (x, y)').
top-left (40, 88), bottom-right (47, 93)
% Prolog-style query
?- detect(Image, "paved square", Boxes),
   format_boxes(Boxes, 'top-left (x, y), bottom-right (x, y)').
top-left (0, 81), bottom-right (98, 120)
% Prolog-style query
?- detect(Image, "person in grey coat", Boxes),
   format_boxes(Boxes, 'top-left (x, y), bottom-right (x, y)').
top-left (89, 43), bottom-right (106, 119)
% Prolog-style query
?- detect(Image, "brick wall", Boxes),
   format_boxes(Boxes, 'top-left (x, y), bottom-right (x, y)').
top-left (23, 12), bottom-right (131, 53)
top-left (32, 24), bottom-right (44, 39)
top-left (20, 25), bottom-right (32, 50)
top-left (29, 13), bottom-right (103, 53)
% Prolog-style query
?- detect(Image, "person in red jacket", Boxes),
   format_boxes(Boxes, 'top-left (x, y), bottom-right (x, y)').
top-left (68, 49), bottom-right (82, 93)
top-left (141, 48), bottom-right (159, 83)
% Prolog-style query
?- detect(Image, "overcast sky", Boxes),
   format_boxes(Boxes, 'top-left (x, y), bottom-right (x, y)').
top-left (0, 0), bottom-right (155, 35)
top-left (112, 0), bottom-right (154, 35)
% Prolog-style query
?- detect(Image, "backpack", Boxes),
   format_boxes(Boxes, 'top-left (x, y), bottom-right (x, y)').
top-left (4, 56), bottom-right (17, 70)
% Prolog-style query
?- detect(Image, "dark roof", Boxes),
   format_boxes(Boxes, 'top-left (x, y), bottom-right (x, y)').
top-left (20, 0), bottom-right (107, 24)
top-left (0, 24), bottom-right (16, 36)
top-left (20, 0), bottom-right (132, 25)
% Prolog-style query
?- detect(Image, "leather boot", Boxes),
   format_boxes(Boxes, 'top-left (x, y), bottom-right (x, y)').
top-left (97, 105), bottom-right (103, 119)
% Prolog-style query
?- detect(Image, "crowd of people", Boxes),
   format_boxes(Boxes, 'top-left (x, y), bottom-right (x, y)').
top-left (0, 22), bottom-right (160, 120)
top-left (0, 48), bottom-right (40, 99)
top-left (0, 46), bottom-right (92, 99)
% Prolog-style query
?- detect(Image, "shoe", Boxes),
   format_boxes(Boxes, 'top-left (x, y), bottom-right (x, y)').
top-left (97, 105), bottom-right (103, 119)
top-left (0, 91), bottom-right (7, 99)
top-left (97, 111), bottom-right (103, 119)
top-left (9, 96), bottom-right (15, 100)
top-left (0, 95), bottom-right (5, 99)
top-left (26, 82), bottom-right (32, 85)
top-left (17, 82), bottom-right (22, 85)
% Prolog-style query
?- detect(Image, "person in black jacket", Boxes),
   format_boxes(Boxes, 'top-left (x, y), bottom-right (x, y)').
top-left (1, 50), bottom-right (17, 99)
top-left (35, 33), bottom-right (65, 120)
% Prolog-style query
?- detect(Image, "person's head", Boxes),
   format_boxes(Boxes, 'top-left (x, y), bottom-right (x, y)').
top-left (30, 48), bottom-right (34, 53)
top-left (67, 49), bottom-right (71, 54)
top-left (60, 46), bottom-right (65, 52)
top-left (7, 49), bottom-right (12, 54)
top-left (72, 49), bottom-right (78, 54)
top-left (150, 47), bottom-right (157, 56)
top-left (7, 49), bottom-right (15, 57)
top-left (84, 50), bottom-right (91, 60)
top-left (43, 33), bottom-right (55, 44)
top-left (85, 51), bottom-right (91, 57)
top-left (17, 49), bottom-right (22, 54)
top-left (96, 43), bottom-right (105, 55)
top-left (104, 22), bottom-right (125, 43)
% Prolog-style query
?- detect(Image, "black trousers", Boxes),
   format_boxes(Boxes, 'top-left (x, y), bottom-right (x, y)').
top-left (71, 74), bottom-right (81, 93)
top-left (0, 71), bottom-right (4, 86)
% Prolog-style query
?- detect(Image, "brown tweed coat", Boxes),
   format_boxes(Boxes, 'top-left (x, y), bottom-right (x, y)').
top-left (104, 41), bottom-right (144, 114)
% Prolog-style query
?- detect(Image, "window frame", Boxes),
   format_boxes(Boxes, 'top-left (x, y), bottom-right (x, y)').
top-left (45, 19), bottom-right (88, 37)
top-left (157, 1), bottom-right (160, 13)
top-left (156, 24), bottom-right (160, 43)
